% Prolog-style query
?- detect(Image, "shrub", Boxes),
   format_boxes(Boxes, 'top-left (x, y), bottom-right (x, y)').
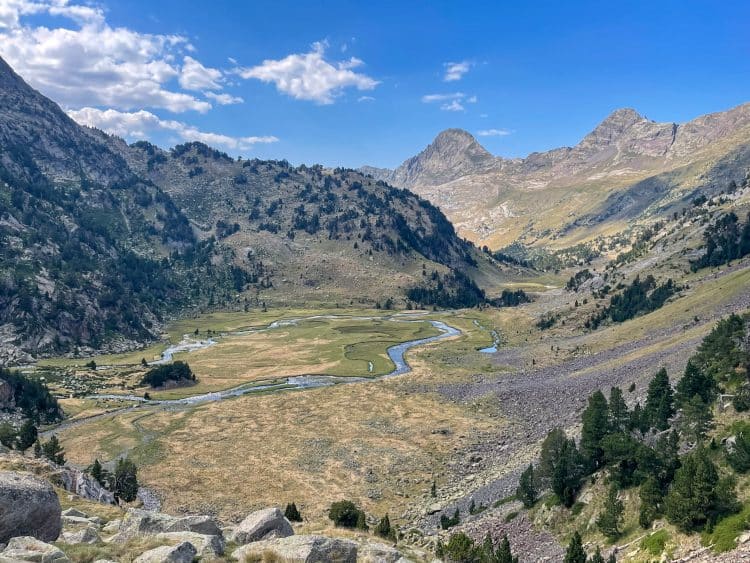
top-left (328, 500), bottom-right (366, 529)
top-left (284, 502), bottom-right (302, 522)
top-left (141, 361), bottom-right (195, 388)
top-left (641, 529), bottom-right (669, 556)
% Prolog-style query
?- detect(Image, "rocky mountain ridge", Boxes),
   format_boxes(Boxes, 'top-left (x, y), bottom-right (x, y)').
top-left (363, 103), bottom-right (750, 248)
top-left (0, 55), bottom-right (506, 363)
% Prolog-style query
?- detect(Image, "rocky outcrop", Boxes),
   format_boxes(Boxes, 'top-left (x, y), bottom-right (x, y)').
top-left (232, 535), bottom-right (358, 563)
top-left (108, 509), bottom-right (221, 542)
top-left (358, 541), bottom-right (409, 562)
top-left (61, 526), bottom-right (100, 545)
top-left (0, 471), bottom-right (62, 543)
top-left (132, 541), bottom-right (196, 563)
top-left (384, 129), bottom-right (498, 189)
top-left (57, 468), bottom-right (115, 505)
top-left (155, 532), bottom-right (224, 558)
top-left (0, 536), bottom-right (70, 562)
top-left (0, 380), bottom-right (13, 408)
top-left (229, 507), bottom-right (294, 545)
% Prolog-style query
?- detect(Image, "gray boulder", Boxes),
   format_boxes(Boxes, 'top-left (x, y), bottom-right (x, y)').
top-left (156, 532), bottom-right (224, 557)
top-left (133, 541), bottom-right (196, 563)
top-left (0, 536), bottom-right (70, 562)
top-left (57, 469), bottom-right (115, 505)
top-left (110, 509), bottom-right (221, 542)
top-left (233, 535), bottom-right (357, 562)
top-left (230, 507), bottom-right (294, 545)
top-left (61, 526), bottom-right (100, 545)
top-left (60, 509), bottom-right (87, 519)
top-left (358, 542), bottom-right (407, 562)
top-left (0, 471), bottom-right (62, 543)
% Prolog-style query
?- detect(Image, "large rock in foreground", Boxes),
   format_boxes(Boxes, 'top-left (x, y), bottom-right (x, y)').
top-left (233, 535), bottom-right (357, 563)
top-left (229, 507), bottom-right (294, 545)
top-left (133, 541), bottom-right (196, 563)
top-left (0, 471), bottom-right (62, 543)
top-left (0, 536), bottom-right (70, 562)
top-left (109, 509), bottom-right (221, 542)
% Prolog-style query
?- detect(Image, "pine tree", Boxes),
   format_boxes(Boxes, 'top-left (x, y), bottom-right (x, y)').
top-left (645, 368), bottom-right (674, 430)
top-left (564, 531), bottom-right (587, 563)
top-left (284, 502), bottom-right (302, 522)
top-left (113, 458), bottom-right (139, 503)
top-left (678, 395), bottom-right (714, 443)
top-left (581, 390), bottom-right (609, 470)
top-left (638, 476), bottom-right (663, 529)
top-left (15, 420), bottom-right (37, 452)
top-left (590, 546), bottom-right (605, 563)
top-left (33, 440), bottom-right (42, 458)
top-left (374, 513), bottom-right (392, 539)
top-left (41, 435), bottom-right (65, 465)
top-left (596, 485), bottom-right (624, 540)
top-left (608, 553), bottom-right (617, 563)
top-left (727, 429), bottom-right (750, 473)
top-left (516, 464), bottom-right (538, 508)
top-left (90, 459), bottom-right (104, 486)
top-left (496, 534), bottom-right (518, 563)
top-left (540, 428), bottom-right (584, 507)
top-left (665, 446), bottom-right (738, 532)
top-left (608, 387), bottom-right (629, 432)
top-left (356, 510), bottom-right (368, 531)
top-left (676, 360), bottom-right (717, 407)
top-left (431, 480), bottom-right (437, 497)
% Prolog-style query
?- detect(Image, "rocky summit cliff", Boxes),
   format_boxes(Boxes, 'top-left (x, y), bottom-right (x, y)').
top-left (0, 56), bottom-right (505, 363)
top-left (364, 103), bottom-right (750, 248)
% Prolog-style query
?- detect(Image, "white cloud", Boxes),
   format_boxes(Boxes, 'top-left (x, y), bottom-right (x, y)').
top-left (477, 128), bottom-right (512, 137)
top-left (443, 60), bottom-right (471, 82)
top-left (421, 92), bottom-right (464, 103)
top-left (357, 95), bottom-right (375, 102)
top-left (441, 100), bottom-right (464, 112)
top-left (68, 107), bottom-right (278, 151)
top-left (235, 40), bottom-right (378, 104)
top-left (422, 92), bottom-right (477, 112)
top-left (179, 56), bottom-right (222, 91)
top-left (0, 0), bottom-right (222, 113)
top-left (205, 91), bottom-right (244, 105)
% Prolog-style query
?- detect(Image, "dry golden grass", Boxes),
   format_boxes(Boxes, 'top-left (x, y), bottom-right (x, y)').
top-left (58, 343), bottom-right (498, 527)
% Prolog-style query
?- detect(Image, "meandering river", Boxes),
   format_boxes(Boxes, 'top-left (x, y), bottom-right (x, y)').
top-left (85, 315), bottom-right (461, 406)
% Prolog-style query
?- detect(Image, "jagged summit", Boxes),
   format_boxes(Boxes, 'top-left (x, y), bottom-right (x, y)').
top-left (383, 128), bottom-right (497, 188)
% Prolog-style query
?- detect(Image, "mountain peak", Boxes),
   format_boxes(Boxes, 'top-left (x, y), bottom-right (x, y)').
top-left (578, 107), bottom-right (662, 152)
top-left (385, 128), bottom-right (497, 188)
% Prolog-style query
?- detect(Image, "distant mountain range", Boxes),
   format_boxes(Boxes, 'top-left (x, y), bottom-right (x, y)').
top-left (362, 105), bottom-right (750, 248)
top-left (0, 56), bottom-right (505, 362)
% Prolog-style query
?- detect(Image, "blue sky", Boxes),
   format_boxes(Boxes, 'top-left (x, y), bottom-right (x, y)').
top-left (1, 1), bottom-right (749, 168)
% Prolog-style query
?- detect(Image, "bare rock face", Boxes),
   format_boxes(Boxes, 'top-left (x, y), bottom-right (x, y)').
top-left (0, 536), bottom-right (70, 562)
top-left (229, 507), bottom-right (294, 545)
top-left (232, 534), bottom-right (357, 563)
top-left (358, 541), bottom-right (409, 562)
top-left (0, 380), bottom-right (13, 408)
top-left (155, 532), bottom-right (224, 558)
top-left (388, 129), bottom-right (498, 188)
top-left (57, 468), bottom-right (115, 505)
top-left (61, 526), bottom-right (100, 545)
top-left (132, 541), bottom-right (197, 563)
top-left (0, 471), bottom-right (62, 543)
top-left (109, 509), bottom-right (221, 542)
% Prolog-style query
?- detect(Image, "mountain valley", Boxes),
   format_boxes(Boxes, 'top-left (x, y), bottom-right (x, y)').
top-left (1, 53), bottom-right (750, 563)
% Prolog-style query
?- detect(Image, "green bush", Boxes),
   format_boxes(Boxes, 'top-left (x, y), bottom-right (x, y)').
top-left (641, 529), bottom-right (669, 556)
top-left (701, 504), bottom-right (750, 553)
top-left (140, 361), bottom-right (195, 388)
top-left (328, 500), bottom-right (366, 529)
